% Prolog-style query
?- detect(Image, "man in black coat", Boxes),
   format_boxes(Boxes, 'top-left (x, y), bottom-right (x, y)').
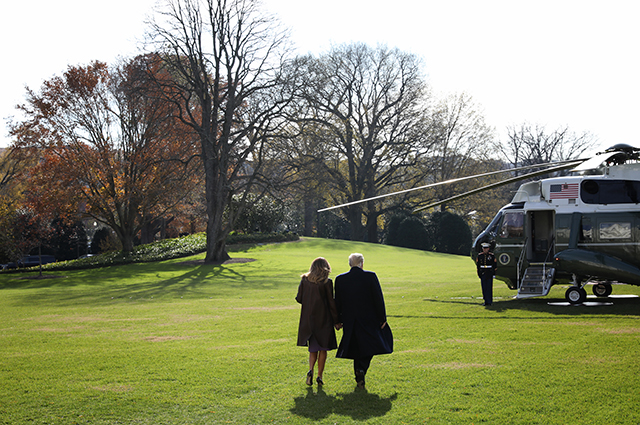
top-left (334, 253), bottom-right (393, 389)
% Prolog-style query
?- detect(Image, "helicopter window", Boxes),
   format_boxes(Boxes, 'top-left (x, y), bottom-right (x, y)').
top-left (581, 218), bottom-right (592, 242)
top-left (582, 180), bottom-right (599, 195)
top-left (555, 215), bottom-right (571, 243)
top-left (581, 180), bottom-right (640, 204)
top-left (499, 211), bottom-right (524, 238)
top-left (483, 210), bottom-right (505, 239)
top-left (599, 222), bottom-right (631, 240)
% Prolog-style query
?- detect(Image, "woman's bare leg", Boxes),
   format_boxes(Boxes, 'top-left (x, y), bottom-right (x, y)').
top-left (307, 351), bottom-right (318, 384)
top-left (317, 350), bottom-right (327, 380)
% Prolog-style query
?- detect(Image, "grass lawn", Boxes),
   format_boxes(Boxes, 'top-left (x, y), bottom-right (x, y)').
top-left (1, 237), bottom-right (639, 424)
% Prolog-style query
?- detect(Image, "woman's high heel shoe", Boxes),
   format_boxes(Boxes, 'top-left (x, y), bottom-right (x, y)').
top-left (316, 377), bottom-right (324, 386)
top-left (306, 370), bottom-right (313, 386)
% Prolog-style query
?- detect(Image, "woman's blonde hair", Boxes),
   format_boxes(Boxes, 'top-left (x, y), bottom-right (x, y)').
top-left (303, 257), bottom-right (331, 284)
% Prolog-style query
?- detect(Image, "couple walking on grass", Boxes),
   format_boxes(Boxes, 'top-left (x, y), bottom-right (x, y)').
top-left (295, 253), bottom-right (393, 390)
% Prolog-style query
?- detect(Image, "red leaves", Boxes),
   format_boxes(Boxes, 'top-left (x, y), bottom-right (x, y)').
top-left (9, 56), bottom-right (203, 251)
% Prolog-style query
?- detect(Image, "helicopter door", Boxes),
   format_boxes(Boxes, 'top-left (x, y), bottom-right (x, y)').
top-left (529, 210), bottom-right (555, 262)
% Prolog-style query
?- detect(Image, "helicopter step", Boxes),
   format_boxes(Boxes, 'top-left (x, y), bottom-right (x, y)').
top-left (517, 264), bottom-right (556, 299)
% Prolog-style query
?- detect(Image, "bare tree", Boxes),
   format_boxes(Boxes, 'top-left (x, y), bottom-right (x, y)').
top-left (423, 92), bottom-right (495, 209)
top-left (498, 123), bottom-right (597, 171)
top-left (270, 121), bottom-right (335, 236)
top-left (291, 43), bottom-right (434, 242)
top-left (147, 0), bottom-right (292, 262)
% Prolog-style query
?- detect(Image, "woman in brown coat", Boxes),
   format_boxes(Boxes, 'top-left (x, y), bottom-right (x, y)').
top-left (296, 257), bottom-right (340, 386)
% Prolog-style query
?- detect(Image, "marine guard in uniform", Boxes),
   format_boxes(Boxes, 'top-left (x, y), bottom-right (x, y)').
top-left (476, 242), bottom-right (497, 306)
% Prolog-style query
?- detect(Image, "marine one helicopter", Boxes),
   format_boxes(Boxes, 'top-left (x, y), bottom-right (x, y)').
top-left (319, 144), bottom-right (640, 304)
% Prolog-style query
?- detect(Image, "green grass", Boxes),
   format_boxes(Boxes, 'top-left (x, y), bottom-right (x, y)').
top-left (4, 231), bottom-right (298, 272)
top-left (1, 237), bottom-right (639, 424)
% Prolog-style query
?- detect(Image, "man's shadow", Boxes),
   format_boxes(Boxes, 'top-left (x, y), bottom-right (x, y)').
top-left (290, 387), bottom-right (397, 421)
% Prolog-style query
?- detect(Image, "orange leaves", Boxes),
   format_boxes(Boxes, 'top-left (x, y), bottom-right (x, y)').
top-left (10, 56), bottom-right (203, 251)
top-left (64, 61), bottom-right (108, 94)
top-left (22, 149), bottom-right (79, 222)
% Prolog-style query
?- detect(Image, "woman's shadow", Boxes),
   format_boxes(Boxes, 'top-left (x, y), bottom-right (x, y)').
top-left (291, 387), bottom-right (397, 421)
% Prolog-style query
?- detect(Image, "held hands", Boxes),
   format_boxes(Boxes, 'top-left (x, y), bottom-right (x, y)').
top-left (333, 322), bottom-right (385, 330)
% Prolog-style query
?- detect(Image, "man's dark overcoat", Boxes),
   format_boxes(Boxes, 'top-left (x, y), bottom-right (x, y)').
top-left (334, 267), bottom-right (393, 359)
top-left (296, 277), bottom-right (339, 349)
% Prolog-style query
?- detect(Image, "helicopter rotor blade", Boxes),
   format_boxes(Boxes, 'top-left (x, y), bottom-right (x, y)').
top-left (412, 160), bottom-right (584, 213)
top-left (317, 158), bottom-right (587, 213)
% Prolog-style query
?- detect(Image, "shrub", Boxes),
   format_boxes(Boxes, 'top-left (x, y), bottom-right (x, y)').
top-left (384, 210), bottom-right (423, 248)
top-left (396, 216), bottom-right (430, 250)
top-left (425, 211), bottom-right (472, 255)
top-left (317, 212), bottom-right (351, 240)
top-left (230, 193), bottom-right (287, 233)
top-left (2, 232), bottom-right (299, 272)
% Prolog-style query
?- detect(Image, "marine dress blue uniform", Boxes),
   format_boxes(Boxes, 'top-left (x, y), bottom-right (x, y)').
top-left (476, 244), bottom-right (497, 306)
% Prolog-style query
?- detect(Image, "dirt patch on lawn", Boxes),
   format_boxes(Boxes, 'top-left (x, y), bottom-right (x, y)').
top-left (178, 258), bottom-right (256, 266)
top-left (16, 275), bottom-right (68, 280)
top-left (429, 362), bottom-right (496, 370)
top-left (144, 335), bottom-right (198, 342)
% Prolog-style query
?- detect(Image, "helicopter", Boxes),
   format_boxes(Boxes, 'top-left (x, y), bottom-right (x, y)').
top-left (318, 143), bottom-right (640, 304)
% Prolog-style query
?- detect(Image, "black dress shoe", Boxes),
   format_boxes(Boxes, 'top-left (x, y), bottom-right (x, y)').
top-left (306, 370), bottom-right (313, 386)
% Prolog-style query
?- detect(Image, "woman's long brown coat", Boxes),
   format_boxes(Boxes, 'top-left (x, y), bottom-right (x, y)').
top-left (296, 277), bottom-right (339, 349)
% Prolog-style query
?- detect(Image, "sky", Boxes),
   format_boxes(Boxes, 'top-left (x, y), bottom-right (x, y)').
top-left (2, 0), bottom-right (639, 155)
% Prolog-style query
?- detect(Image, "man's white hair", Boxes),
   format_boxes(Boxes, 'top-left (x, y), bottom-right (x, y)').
top-left (348, 253), bottom-right (364, 268)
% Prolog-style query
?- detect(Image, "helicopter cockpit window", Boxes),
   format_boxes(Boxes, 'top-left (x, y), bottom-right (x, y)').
top-left (599, 222), bottom-right (631, 240)
top-left (499, 211), bottom-right (524, 238)
top-left (581, 180), bottom-right (640, 204)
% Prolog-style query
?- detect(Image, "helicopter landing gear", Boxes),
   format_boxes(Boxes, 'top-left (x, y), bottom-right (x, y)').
top-left (592, 283), bottom-right (613, 297)
top-left (565, 286), bottom-right (587, 304)
top-left (565, 275), bottom-right (587, 304)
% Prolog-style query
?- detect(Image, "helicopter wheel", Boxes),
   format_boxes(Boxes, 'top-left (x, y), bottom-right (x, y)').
top-left (592, 283), bottom-right (613, 297)
top-left (565, 287), bottom-right (587, 304)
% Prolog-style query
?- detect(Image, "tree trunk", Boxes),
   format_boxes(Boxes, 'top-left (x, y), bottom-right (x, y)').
top-left (121, 235), bottom-right (135, 253)
top-left (366, 213), bottom-right (378, 243)
top-left (366, 197), bottom-right (378, 243)
top-left (140, 220), bottom-right (158, 245)
top-left (204, 201), bottom-right (231, 263)
top-left (348, 206), bottom-right (365, 241)
top-left (203, 144), bottom-right (231, 263)
top-left (303, 195), bottom-right (315, 237)
top-left (208, 236), bottom-right (230, 263)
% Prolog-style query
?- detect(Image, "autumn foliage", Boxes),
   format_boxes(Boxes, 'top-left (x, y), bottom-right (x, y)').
top-left (10, 57), bottom-right (202, 252)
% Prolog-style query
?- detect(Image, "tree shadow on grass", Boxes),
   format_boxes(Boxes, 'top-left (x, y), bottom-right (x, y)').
top-left (0, 259), bottom-right (251, 288)
top-left (405, 295), bottom-right (640, 317)
top-left (291, 386), bottom-right (397, 421)
top-left (0, 262), bottom-right (264, 307)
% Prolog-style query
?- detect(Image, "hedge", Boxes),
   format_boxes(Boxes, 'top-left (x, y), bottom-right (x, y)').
top-left (2, 232), bottom-right (299, 272)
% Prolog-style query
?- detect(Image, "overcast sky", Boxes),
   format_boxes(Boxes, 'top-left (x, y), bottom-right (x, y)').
top-left (2, 0), bottom-right (638, 155)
